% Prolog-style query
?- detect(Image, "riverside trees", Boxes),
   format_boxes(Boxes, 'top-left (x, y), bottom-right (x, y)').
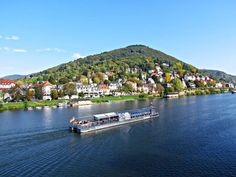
top-left (63, 83), bottom-right (77, 99)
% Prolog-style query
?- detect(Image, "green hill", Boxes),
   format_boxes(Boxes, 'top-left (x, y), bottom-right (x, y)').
top-left (22, 45), bottom-right (235, 84)
top-left (26, 45), bottom-right (198, 84)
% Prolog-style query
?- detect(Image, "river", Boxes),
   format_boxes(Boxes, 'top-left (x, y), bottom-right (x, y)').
top-left (1, 94), bottom-right (236, 177)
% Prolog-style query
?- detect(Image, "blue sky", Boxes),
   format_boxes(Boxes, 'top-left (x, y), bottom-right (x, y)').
top-left (0, 0), bottom-right (236, 77)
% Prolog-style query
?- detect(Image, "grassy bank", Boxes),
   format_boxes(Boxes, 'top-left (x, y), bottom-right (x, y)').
top-left (0, 100), bottom-right (65, 112)
top-left (90, 94), bottom-right (156, 103)
top-left (0, 89), bottom-right (230, 112)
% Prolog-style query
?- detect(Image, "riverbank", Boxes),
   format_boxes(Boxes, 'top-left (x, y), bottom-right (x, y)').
top-left (90, 94), bottom-right (156, 103)
top-left (0, 89), bottom-right (230, 112)
top-left (0, 95), bottom-right (155, 112)
top-left (0, 100), bottom-right (65, 112)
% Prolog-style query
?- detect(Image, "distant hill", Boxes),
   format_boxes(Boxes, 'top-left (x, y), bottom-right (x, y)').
top-left (201, 69), bottom-right (236, 82)
top-left (3, 74), bottom-right (26, 80)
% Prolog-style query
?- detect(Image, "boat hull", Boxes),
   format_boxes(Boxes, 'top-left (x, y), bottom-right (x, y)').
top-left (70, 113), bottom-right (159, 134)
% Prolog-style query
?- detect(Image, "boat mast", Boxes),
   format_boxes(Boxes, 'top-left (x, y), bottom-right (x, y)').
top-left (150, 101), bottom-right (153, 114)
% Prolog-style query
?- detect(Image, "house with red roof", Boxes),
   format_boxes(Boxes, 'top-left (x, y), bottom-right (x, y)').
top-left (34, 81), bottom-right (54, 100)
top-left (99, 84), bottom-right (110, 95)
top-left (0, 79), bottom-right (16, 90)
top-left (41, 81), bottom-right (54, 100)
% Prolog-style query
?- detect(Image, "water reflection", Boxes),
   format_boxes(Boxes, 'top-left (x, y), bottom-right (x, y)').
top-left (1, 94), bottom-right (236, 177)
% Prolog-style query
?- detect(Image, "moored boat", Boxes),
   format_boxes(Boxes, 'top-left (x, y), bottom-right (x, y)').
top-left (27, 107), bottom-right (34, 111)
top-left (57, 102), bottom-right (67, 108)
top-left (69, 106), bottom-right (159, 134)
top-left (232, 90), bottom-right (236, 94)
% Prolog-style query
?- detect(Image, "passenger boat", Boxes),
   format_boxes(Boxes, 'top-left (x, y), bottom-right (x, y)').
top-left (69, 106), bottom-right (159, 134)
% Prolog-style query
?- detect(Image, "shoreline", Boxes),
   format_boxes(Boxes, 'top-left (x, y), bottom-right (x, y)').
top-left (0, 100), bottom-right (65, 112)
top-left (0, 90), bottom-right (231, 112)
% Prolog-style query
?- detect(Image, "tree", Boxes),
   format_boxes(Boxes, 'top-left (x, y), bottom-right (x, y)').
top-left (0, 90), bottom-right (6, 102)
top-left (24, 101), bottom-right (29, 109)
top-left (9, 83), bottom-right (24, 102)
top-left (165, 87), bottom-right (175, 93)
top-left (63, 83), bottom-right (77, 99)
top-left (156, 84), bottom-right (165, 95)
top-left (175, 62), bottom-right (183, 70)
top-left (124, 83), bottom-right (135, 92)
top-left (93, 76), bottom-right (101, 84)
top-left (139, 93), bottom-right (148, 99)
top-left (104, 79), bottom-right (111, 85)
top-left (165, 73), bottom-right (171, 83)
top-left (49, 76), bottom-right (56, 85)
top-left (34, 85), bottom-right (43, 100)
top-left (172, 78), bottom-right (184, 92)
top-left (51, 89), bottom-right (58, 100)
top-left (97, 72), bottom-right (105, 82)
top-left (194, 80), bottom-right (205, 88)
top-left (58, 90), bottom-right (64, 98)
top-left (207, 80), bottom-right (216, 87)
top-left (80, 75), bottom-right (88, 85)
top-left (185, 64), bottom-right (197, 73)
top-left (26, 89), bottom-right (34, 101)
top-left (16, 80), bottom-right (24, 86)
top-left (59, 77), bottom-right (69, 84)
top-left (78, 92), bottom-right (85, 98)
top-left (178, 69), bottom-right (185, 78)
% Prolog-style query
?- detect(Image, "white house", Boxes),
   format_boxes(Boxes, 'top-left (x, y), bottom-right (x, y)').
top-left (215, 82), bottom-right (223, 88)
top-left (137, 84), bottom-right (149, 93)
top-left (226, 83), bottom-right (234, 88)
top-left (41, 81), bottom-right (54, 100)
top-left (99, 84), bottom-right (110, 95)
top-left (182, 79), bottom-right (187, 88)
top-left (156, 65), bottom-right (163, 73)
top-left (141, 72), bottom-right (147, 80)
top-left (184, 74), bottom-right (196, 81)
top-left (148, 78), bottom-right (155, 84)
top-left (198, 76), bottom-right (206, 81)
top-left (162, 63), bottom-right (170, 67)
top-left (103, 74), bottom-right (109, 81)
top-left (109, 82), bottom-right (119, 91)
top-left (77, 83), bottom-right (100, 98)
top-left (159, 77), bottom-right (164, 83)
top-left (188, 82), bottom-right (196, 88)
top-left (148, 70), bottom-right (155, 74)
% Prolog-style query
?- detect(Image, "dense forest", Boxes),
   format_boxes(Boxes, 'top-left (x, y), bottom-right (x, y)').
top-left (22, 45), bottom-right (200, 85)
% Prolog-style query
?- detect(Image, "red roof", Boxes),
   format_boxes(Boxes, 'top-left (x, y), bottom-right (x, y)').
top-left (99, 84), bottom-right (109, 90)
top-left (0, 79), bottom-right (16, 85)
top-left (42, 81), bottom-right (53, 87)
top-left (34, 81), bottom-right (53, 87)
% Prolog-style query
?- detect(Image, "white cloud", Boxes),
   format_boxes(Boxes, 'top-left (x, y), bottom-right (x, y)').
top-left (35, 48), bottom-right (65, 52)
top-left (54, 48), bottom-right (65, 52)
top-left (72, 53), bottom-right (86, 59)
top-left (3, 47), bottom-right (10, 51)
top-left (0, 47), bottom-right (27, 53)
top-left (5, 35), bottom-right (20, 40)
top-left (13, 48), bottom-right (27, 53)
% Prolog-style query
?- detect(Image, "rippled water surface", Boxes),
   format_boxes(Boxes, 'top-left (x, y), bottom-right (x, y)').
top-left (1, 94), bottom-right (236, 177)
